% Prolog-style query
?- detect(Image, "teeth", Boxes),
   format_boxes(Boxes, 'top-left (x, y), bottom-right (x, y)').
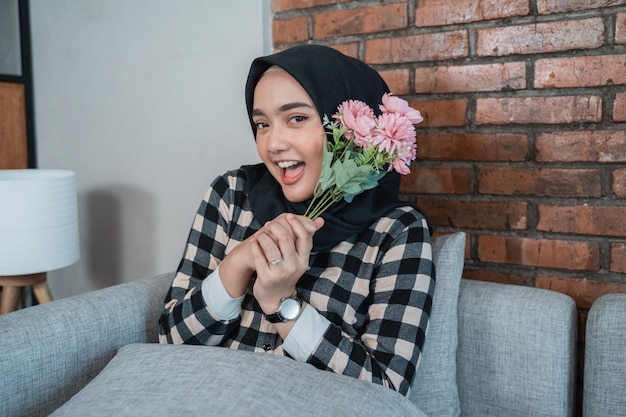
top-left (277, 161), bottom-right (300, 168)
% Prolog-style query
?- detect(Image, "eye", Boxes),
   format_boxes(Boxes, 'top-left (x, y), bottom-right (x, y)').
top-left (254, 121), bottom-right (269, 130)
top-left (289, 115), bottom-right (308, 124)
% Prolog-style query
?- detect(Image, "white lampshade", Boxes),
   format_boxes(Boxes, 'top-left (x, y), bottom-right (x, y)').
top-left (0, 169), bottom-right (80, 275)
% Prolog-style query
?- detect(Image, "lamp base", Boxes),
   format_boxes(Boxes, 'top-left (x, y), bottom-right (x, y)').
top-left (0, 272), bottom-right (53, 314)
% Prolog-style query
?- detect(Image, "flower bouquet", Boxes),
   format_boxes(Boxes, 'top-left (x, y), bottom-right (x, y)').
top-left (304, 93), bottom-right (423, 219)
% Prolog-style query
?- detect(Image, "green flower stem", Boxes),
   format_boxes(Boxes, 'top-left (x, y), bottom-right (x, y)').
top-left (305, 186), bottom-right (344, 219)
top-left (306, 190), bottom-right (334, 218)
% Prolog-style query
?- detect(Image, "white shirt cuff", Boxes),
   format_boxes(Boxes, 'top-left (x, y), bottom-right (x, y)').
top-left (201, 265), bottom-right (244, 320)
top-left (282, 304), bottom-right (330, 362)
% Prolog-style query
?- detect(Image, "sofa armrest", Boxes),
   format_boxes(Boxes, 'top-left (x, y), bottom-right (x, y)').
top-left (583, 293), bottom-right (626, 417)
top-left (0, 272), bottom-right (173, 417)
top-left (456, 279), bottom-right (577, 417)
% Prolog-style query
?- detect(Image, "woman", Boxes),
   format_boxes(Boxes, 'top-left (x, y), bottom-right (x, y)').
top-left (159, 44), bottom-right (435, 396)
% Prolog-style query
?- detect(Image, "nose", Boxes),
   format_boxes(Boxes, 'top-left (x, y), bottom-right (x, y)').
top-left (265, 124), bottom-right (290, 153)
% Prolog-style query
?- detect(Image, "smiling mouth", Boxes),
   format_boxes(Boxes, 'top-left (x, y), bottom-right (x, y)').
top-left (277, 161), bottom-right (305, 184)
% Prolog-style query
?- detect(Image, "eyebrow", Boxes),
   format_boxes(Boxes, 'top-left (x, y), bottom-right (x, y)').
top-left (251, 102), bottom-right (314, 117)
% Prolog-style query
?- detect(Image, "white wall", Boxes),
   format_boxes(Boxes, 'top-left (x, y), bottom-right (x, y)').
top-left (29, 1), bottom-right (270, 298)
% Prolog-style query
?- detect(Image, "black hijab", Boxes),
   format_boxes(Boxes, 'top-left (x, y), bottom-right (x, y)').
top-left (242, 45), bottom-right (419, 251)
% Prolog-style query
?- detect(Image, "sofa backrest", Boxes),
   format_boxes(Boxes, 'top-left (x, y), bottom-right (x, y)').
top-left (583, 293), bottom-right (626, 417)
top-left (457, 279), bottom-right (578, 417)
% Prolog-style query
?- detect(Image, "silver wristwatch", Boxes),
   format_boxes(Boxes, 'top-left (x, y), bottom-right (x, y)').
top-left (265, 295), bottom-right (302, 323)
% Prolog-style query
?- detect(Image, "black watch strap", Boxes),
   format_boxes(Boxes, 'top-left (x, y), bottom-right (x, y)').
top-left (265, 312), bottom-right (282, 323)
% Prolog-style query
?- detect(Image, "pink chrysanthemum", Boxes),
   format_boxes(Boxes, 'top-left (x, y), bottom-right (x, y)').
top-left (379, 93), bottom-right (424, 124)
top-left (335, 100), bottom-right (376, 147)
top-left (372, 112), bottom-right (416, 156)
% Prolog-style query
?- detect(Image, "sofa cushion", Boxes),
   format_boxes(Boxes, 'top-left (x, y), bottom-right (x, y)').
top-left (410, 232), bottom-right (465, 417)
top-left (50, 343), bottom-right (426, 417)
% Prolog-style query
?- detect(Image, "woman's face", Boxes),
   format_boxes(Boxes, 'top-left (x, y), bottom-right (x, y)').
top-left (252, 68), bottom-right (326, 203)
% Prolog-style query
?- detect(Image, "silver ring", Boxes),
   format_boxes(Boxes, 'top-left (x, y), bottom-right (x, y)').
top-left (268, 257), bottom-right (283, 266)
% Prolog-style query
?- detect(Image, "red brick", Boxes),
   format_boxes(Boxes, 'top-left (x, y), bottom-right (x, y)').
top-left (463, 268), bottom-right (530, 286)
top-left (537, 205), bottom-right (626, 237)
top-left (400, 167), bottom-right (470, 194)
top-left (411, 99), bottom-right (467, 127)
top-left (479, 167), bottom-right (601, 197)
top-left (612, 243), bottom-right (626, 273)
top-left (614, 169), bottom-right (626, 198)
top-left (477, 18), bottom-right (604, 57)
top-left (536, 276), bottom-right (626, 309)
top-left (536, 130), bottom-right (626, 162)
top-left (478, 235), bottom-right (600, 271)
top-left (617, 13), bottom-right (626, 44)
top-left (614, 92), bottom-right (626, 121)
top-left (273, 17), bottom-right (309, 45)
top-left (415, 0), bottom-right (528, 27)
top-left (327, 42), bottom-right (359, 59)
top-left (417, 199), bottom-right (528, 230)
top-left (475, 95), bottom-right (602, 125)
top-left (537, 0), bottom-right (626, 14)
top-left (365, 31), bottom-right (468, 64)
top-left (379, 69), bottom-right (410, 95)
top-left (535, 55), bottom-right (626, 88)
top-left (313, 3), bottom-right (407, 39)
top-left (272, 0), bottom-right (350, 12)
top-left (417, 133), bottom-right (528, 161)
top-left (414, 62), bottom-right (526, 93)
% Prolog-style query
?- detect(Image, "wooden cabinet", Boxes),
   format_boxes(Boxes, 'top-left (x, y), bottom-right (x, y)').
top-left (0, 82), bottom-right (28, 168)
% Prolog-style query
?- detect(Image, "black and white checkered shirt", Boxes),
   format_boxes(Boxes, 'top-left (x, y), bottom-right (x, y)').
top-left (159, 168), bottom-right (435, 395)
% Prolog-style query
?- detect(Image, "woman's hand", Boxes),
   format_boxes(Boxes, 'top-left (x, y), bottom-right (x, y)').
top-left (217, 235), bottom-right (258, 298)
top-left (218, 213), bottom-right (323, 302)
top-left (251, 213), bottom-right (323, 314)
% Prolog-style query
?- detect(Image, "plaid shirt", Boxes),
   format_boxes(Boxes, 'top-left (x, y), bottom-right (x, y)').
top-left (159, 168), bottom-right (435, 395)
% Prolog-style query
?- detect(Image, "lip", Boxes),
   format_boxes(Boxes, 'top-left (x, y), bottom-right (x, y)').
top-left (277, 161), bottom-right (305, 185)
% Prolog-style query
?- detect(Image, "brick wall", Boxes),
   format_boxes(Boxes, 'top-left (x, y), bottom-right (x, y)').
top-left (271, 0), bottom-right (626, 411)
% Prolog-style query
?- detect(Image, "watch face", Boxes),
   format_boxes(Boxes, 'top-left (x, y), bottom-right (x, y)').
top-left (279, 298), bottom-right (301, 321)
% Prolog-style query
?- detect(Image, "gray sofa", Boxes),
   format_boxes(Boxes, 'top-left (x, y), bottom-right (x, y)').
top-left (0, 233), bottom-right (580, 417)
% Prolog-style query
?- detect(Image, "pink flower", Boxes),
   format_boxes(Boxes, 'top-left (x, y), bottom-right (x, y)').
top-left (372, 112), bottom-right (416, 155)
top-left (335, 100), bottom-right (376, 147)
top-left (389, 157), bottom-right (411, 175)
top-left (398, 142), bottom-right (416, 162)
top-left (386, 142), bottom-right (416, 175)
top-left (379, 93), bottom-right (424, 124)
